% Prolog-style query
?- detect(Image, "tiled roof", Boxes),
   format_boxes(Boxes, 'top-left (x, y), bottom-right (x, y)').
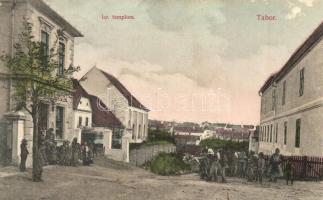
top-left (72, 78), bottom-right (90, 110)
top-left (99, 70), bottom-right (149, 111)
top-left (72, 79), bottom-right (123, 129)
top-left (260, 21), bottom-right (323, 93)
top-left (88, 95), bottom-right (123, 128)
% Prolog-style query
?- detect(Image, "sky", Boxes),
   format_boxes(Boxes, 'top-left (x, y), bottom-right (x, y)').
top-left (44, 0), bottom-right (323, 125)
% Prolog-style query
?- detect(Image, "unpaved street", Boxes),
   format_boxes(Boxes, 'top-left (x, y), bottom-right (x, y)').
top-left (0, 159), bottom-right (322, 200)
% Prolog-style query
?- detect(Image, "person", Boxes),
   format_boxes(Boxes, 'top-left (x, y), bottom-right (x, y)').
top-left (269, 148), bottom-right (283, 182)
top-left (284, 158), bottom-right (294, 185)
top-left (219, 149), bottom-right (228, 183)
top-left (238, 151), bottom-right (247, 177)
top-left (199, 149), bottom-right (209, 179)
top-left (20, 139), bottom-right (29, 172)
top-left (82, 142), bottom-right (90, 166)
top-left (64, 140), bottom-right (72, 166)
top-left (231, 152), bottom-right (239, 177)
top-left (71, 138), bottom-right (80, 166)
top-left (257, 152), bottom-right (266, 184)
top-left (246, 151), bottom-right (254, 181)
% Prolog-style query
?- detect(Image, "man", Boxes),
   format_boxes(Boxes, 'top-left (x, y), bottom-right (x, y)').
top-left (71, 138), bottom-right (80, 166)
top-left (238, 151), bottom-right (247, 177)
top-left (20, 139), bottom-right (29, 172)
top-left (219, 149), bottom-right (228, 183)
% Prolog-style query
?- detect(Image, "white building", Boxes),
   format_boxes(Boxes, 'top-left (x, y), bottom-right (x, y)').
top-left (79, 66), bottom-right (149, 143)
top-left (258, 21), bottom-right (323, 157)
top-left (0, 0), bottom-right (83, 166)
top-left (72, 79), bottom-right (131, 162)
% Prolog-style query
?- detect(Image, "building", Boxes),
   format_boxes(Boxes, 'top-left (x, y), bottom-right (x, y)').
top-left (0, 0), bottom-right (83, 166)
top-left (258, 21), bottom-right (323, 156)
top-left (173, 126), bottom-right (212, 145)
top-left (72, 79), bottom-right (131, 162)
top-left (79, 66), bottom-right (149, 143)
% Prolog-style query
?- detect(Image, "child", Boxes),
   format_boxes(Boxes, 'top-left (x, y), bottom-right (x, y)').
top-left (284, 158), bottom-right (294, 185)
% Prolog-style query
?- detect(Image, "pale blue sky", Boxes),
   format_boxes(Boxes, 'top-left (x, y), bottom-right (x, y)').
top-left (45, 0), bottom-right (323, 124)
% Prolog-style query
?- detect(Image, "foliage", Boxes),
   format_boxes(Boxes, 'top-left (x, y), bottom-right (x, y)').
top-left (148, 128), bottom-right (175, 144)
top-left (149, 152), bottom-right (190, 176)
top-left (199, 138), bottom-right (248, 152)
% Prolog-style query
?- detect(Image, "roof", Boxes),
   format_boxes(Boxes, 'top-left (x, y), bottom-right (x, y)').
top-left (174, 126), bottom-right (204, 133)
top-left (29, 0), bottom-right (83, 37)
top-left (88, 95), bottom-right (123, 128)
top-left (72, 79), bottom-right (123, 129)
top-left (259, 21), bottom-right (323, 93)
top-left (72, 79), bottom-right (90, 110)
top-left (99, 69), bottom-right (149, 111)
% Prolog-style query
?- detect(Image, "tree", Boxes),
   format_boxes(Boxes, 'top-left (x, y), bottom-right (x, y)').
top-left (0, 19), bottom-right (79, 181)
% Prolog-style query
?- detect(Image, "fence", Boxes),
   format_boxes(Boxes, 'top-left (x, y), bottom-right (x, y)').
top-left (129, 144), bottom-right (176, 166)
top-left (265, 155), bottom-right (323, 181)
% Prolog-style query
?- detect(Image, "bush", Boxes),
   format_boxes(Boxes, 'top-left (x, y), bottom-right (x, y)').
top-left (149, 152), bottom-right (190, 176)
top-left (199, 138), bottom-right (248, 152)
top-left (148, 128), bottom-right (174, 144)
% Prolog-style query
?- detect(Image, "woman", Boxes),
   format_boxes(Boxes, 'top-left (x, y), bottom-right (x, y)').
top-left (269, 148), bottom-right (283, 182)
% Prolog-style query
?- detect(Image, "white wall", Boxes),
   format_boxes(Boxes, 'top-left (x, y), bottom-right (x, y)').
top-left (259, 35), bottom-right (323, 156)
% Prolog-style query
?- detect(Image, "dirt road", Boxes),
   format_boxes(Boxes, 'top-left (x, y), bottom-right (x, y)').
top-left (0, 159), bottom-right (322, 200)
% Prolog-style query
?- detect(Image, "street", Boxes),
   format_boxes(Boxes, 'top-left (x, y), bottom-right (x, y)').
top-left (0, 158), bottom-right (322, 200)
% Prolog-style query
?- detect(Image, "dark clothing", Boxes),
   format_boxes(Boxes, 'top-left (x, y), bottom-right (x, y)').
top-left (284, 162), bottom-right (294, 185)
top-left (20, 143), bottom-right (29, 172)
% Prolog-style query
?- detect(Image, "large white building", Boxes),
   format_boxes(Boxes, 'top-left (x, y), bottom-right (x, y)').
top-left (0, 0), bottom-right (83, 165)
top-left (258, 21), bottom-right (323, 157)
top-left (79, 67), bottom-right (149, 143)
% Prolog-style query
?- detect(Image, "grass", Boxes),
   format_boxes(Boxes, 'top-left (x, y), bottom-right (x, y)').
top-left (149, 152), bottom-right (190, 176)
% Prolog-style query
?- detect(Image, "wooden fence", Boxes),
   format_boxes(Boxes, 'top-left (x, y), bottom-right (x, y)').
top-left (265, 155), bottom-right (323, 181)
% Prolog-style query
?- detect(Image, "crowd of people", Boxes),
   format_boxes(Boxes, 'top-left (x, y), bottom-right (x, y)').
top-left (20, 128), bottom-right (96, 172)
top-left (194, 147), bottom-right (294, 185)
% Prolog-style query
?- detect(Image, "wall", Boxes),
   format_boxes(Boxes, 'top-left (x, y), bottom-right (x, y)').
top-left (259, 35), bottom-right (323, 156)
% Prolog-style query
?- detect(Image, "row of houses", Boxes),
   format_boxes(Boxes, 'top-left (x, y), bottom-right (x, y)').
top-left (257, 21), bottom-right (323, 157)
top-left (0, 0), bottom-right (148, 166)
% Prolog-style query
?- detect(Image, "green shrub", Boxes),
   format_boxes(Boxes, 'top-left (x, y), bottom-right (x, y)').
top-left (149, 152), bottom-right (190, 176)
top-left (148, 129), bottom-right (175, 144)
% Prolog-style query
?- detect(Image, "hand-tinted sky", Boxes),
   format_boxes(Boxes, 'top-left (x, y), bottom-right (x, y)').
top-left (45, 0), bottom-right (323, 124)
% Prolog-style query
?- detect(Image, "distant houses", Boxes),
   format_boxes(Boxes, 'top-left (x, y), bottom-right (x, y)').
top-left (258, 21), bottom-right (323, 157)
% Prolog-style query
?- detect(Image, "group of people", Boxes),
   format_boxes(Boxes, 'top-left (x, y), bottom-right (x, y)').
top-left (196, 147), bottom-right (294, 185)
top-left (19, 128), bottom-right (95, 172)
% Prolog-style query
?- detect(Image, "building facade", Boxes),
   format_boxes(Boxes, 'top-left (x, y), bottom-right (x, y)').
top-left (79, 66), bottom-right (149, 143)
top-left (258, 21), bottom-right (323, 156)
top-left (0, 0), bottom-right (83, 165)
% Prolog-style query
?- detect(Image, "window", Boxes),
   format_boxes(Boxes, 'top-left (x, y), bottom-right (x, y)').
top-left (275, 124), bottom-right (278, 143)
top-left (272, 90), bottom-right (276, 111)
top-left (78, 117), bottom-right (82, 128)
top-left (56, 106), bottom-right (64, 139)
top-left (295, 119), bottom-right (301, 148)
top-left (85, 117), bottom-right (89, 127)
top-left (299, 68), bottom-right (304, 96)
top-left (282, 80), bottom-right (286, 105)
top-left (270, 124), bottom-right (273, 143)
top-left (132, 124), bottom-right (135, 140)
top-left (58, 42), bottom-right (65, 76)
top-left (41, 31), bottom-right (49, 67)
top-left (284, 122), bottom-right (287, 145)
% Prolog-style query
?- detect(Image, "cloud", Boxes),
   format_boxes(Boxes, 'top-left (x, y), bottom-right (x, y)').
top-left (298, 0), bottom-right (316, 7)
top-left (286, 6), bottom-right (302, 20)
